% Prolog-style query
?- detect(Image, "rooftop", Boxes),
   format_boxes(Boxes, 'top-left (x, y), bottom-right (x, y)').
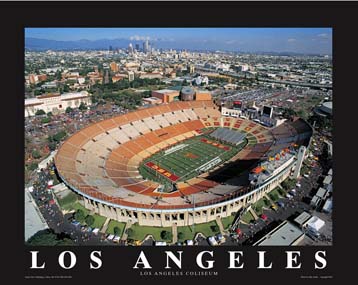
top-left (24, 190), bottom-right (48, 241)
top-left (293, 211), bottom-right (312, 226)
top-left (254, 221), bottom-right (304, 246)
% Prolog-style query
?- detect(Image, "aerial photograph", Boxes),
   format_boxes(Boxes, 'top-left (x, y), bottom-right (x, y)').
top-left (24, 28), bottom-right (333, 246)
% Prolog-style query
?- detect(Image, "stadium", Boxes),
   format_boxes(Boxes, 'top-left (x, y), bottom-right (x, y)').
top-left (54, 100), bottom-right (313, 227)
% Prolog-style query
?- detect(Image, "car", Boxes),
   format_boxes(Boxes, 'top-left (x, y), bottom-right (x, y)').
top-left (286, 193), bottom-right (293, 199)
top-left (113, 236), bottom-right (121, 243)
top-left (296, 183), bottom-right (301, 188)
top-left (106, 234), bottom-right (115, 241)
top-left (155, 241), bottom-right (167, 246)
top-left (271, 204), bottom-right (278, 211)
top-left (261, 214), bottom-right (268, 221)
top-left (215, 234), bottom-right (225, 243)
top-left (208, 236), bottom-right (218, 246)
top-left (71, 220), bottom-right (80, 226)
top-left (277, 201), bottom-right (285, 208)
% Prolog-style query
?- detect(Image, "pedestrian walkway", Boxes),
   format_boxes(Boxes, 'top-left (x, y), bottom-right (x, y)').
top-left (100, 217), bottom-right (111, 233)
top-left (121, 221), bottom-right (133, 241)
top-left (216, 216), bottom-right (225, 234)
top-left (249, 207), bottom-right (259, 220)
top-left (172, 223), bottom-right (178, 243)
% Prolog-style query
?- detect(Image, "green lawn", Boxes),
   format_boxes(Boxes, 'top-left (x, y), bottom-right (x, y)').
top-left (91, 214), bottom-right (107, 229)
top-left (194, 221), bottom-right (221, 237)
top-left (72, 202), bottom-right (90, 215)
top-left (57, 191), bottom-right (78, 210)
top-left (277, 187), bottom-right (286, 196)
top-left (176, 226), bottom-right (197, 242)
top-left (177, 220), bottom-right (220, 241)
top-left (252, 198), bottom-right (269, 215)
top-left (241, 211), bottom-right (255, 224)
top-left (106, 220), bottom-right (126, 236)
top-left (269, 188), bottom-right (282, 201)
top-left (128, 224), bottom-right (172, 242)
top-left (221, 215), bottom-right (235, 230)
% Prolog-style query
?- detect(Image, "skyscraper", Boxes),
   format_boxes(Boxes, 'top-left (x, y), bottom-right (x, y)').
top-left (135, 43), bottom-right (140, 51)
top-left (128, 43), bottom-right (134, 54)
top-left (143, 39), bottom-right (149, 54)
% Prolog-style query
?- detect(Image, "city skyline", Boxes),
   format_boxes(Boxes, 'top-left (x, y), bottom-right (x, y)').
top-left (25, 28), bottom-right (332, 54)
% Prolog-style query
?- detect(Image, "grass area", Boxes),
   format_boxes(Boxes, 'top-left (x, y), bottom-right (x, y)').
top-left (241, 211), bottom-right (255, 224)
top-left (139, 133), bottom-right (246, 187)
top-left (68, 202), bottom-right (107, 228)
top-left (57, 191), bottom-right (78, 210)
top-left (276, 187), bottom-right (286, 196)
top-left (71, 202), bottom-right (90, 217)
top-left (269, 188), bottom-right (282, 201)
top-left (128, 224), bottom-right (172, 242)
top-left (106, 220), bottom-right (126, 236)
top-left (252, 198), bottom-right (268, 216)
top-left (221, 215), bottom-right (235, 230)
top-left (177, 220), bottom-right (220, 241)
top-left (176, 226), bottom-right (197, 242)
top-left (91, 214), bottom-right (107, 229)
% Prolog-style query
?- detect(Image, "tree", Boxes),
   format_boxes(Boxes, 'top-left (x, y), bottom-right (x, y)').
top-left (74, 209), bottom-right (85, 222)
top-left (282, 108), bottom-right (297, 119)
top-left (65, 106), bottom-right (73, 114)
top-left (35, 109), bottom-right (46, 116)
top-left (55, 70), bottom-right (62, 80)
top-left (126, 228), bottom-right (134, 237)
top-left (31, 149), bottom-right (41, 159)
top-left (85, 215), bottom-right (95, 227)
top-left (26, 229), bottom-right (74, 246)
top-left (281, 178), bottom-right (297, 190)
top-left (160, 230), bottom-right (172, 241)
top-left (79, 102), bottom-right (87, 111)
top-left (210, 225), bottom-right (219, 232)
top-left (177, 232), bottom-right (184, 240)
top-left (47, 112), bottom-right (53, 117)
top-left (48, 130), bottom-right (66, 143)
top-left (113, 226), bottom-right (121, 236)
top-left (34, 89), bottom-right (43, 96)
top-left (63, 85), bottom-right (70, 93)
top-left (48, 141), bottom-right (57, 151)
top-left (28, 162), bottom-right (38, 171)
top-left (41, 117), bottom-right (51, 124)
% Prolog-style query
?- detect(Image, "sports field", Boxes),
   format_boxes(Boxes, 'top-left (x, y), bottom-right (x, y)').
top-left (139, 133), bottom-right (247, 186)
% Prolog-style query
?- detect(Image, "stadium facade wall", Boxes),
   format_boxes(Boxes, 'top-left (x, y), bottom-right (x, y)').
top-left (76, 158), bottom-right (295, 227)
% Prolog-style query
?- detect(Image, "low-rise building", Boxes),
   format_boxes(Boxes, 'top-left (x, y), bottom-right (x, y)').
top-left (142, 97), bottom-right (162, 105)
top-left (25, 91), bottom-right (91, 117)
top-left (254, 221), bottom-right (304, 246)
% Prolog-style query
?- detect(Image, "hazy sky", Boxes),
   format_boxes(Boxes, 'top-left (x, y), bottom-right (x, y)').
top-left (25, 28), bottom-right (332, 54)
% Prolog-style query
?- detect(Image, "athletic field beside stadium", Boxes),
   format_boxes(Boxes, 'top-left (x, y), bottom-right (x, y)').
top-left (139, 133), bottom-right (248, 187)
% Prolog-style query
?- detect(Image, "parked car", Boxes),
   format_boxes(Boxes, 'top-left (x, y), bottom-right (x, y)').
top-left (208, 236), bottom-right (218, 246)
top-left (277, 201), bottom-right (285, 208)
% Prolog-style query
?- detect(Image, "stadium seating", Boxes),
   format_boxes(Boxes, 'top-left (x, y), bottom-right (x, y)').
top-left (55, 100), bottom-right (310, 210)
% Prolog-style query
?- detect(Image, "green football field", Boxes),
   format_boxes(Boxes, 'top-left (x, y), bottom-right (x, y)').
top-left (139, 134), bottom-right (247, 185)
